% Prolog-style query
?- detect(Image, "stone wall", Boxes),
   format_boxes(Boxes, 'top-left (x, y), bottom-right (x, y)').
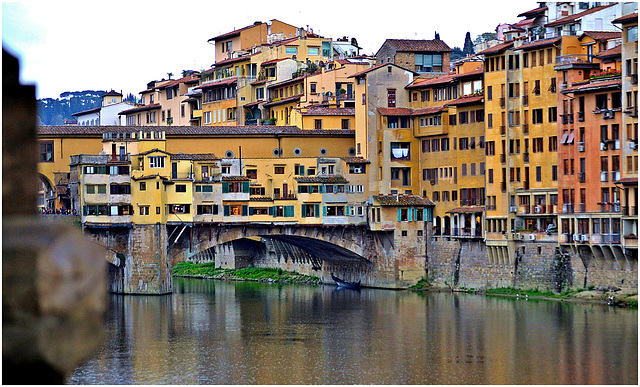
top-left (127, 224), bottom-right (172, 294)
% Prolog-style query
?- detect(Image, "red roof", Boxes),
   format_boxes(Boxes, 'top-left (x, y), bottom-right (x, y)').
top-left (595, 45), bottom-right (622, 58)
top-left (518, 6), bottom-right (548, 18)
top-left (261, 58), bottom-right (289, 66)
top-left (477, 41), bottom-right (513, 55)
top-left (579, 31), bottom-right (622, 41)
top-left (243, 100), bottom-right (264, 108)
top-left (208, 23), bottom-right (259, 42)
top-left (213, 53), bottom-right (257, 67)
top-left (412, 106), bottom-right (444, 115)
top-left (561, 78), bottom-right (621, 93)
top-left (261, 94), bottom-right (302, 107)
top-left (298, 107), bottom-right (355, 116)
top-left (444, 94), bottom-right (484, 106)
top-left (407, 74), bottom-right (456, 88)
top-left (348, 63), bottom-right (417, 78)
top-left (377, 39), bottom-right (452, 53)
top-left (516, 37), bottom-right (561, 51)
top-left (377, 108), bottom-right (413, 116)
top-left (546, 4), bottom-right (616, 27)
top-left (513, 18), bottom-right (535, 28)
top-left (195, 77), bottom-right (238, 89)
top-left (118, 103), bottom-right (161, 115)
top-left (613, 13), bottom-right (638, 24)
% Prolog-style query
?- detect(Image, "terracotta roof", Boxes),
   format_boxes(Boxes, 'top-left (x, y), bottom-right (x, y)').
top-left (517, 6), bottom-right (548, 18)
top-left (138, 148), bottom-right (170, 156)
top-left (446, 206), bottom-right (485, 214)
top-left (208, 22), bottom-right (258, 42)
top-left (251, 79), bottom-right (268, 86)
top-left (615, 177), bottom-right (638, 185)
top-left (412, 106), bottom-right (445, 116)
top-left (612, 13), bottom-right (638, 24)
top-left (595, 45), bottom-right (622, 58)
top-left (38, 125), bottom-right (355, 137)
top-left (477, 41), bottom-right (513, 55)
top-left (348, 63), bottom-right (418, 79)
top-left (294, 176), bottom-right (349, 184)
top-left (195, 77), bottom-right (238, 89)
top-left (298, 107), bottom-right (355, 116)
top-left (407, 74), bottom-right (456, 88)
top-left (171, 153), bottom-right (219, 160)
top-left (267, 74), bottom-right (314, 89)
top-left (71, 106), bottom-right (101, 116)
top-left (513, 18), bottom-right (535, 28)
top-left (243, 100), bottom-right (264, 108)
top-left (222, 175), bottom-right (250, 181)
top-left (377, 108), bottom-right (413, 116)
top-left (342, 157), bottom-right (370, 164)
top-left (118, 103), bottom-right (161, 115)
top-left (444, 94), bottom-right (484, 106)
top-left (261, 58), bottom-right (289, 66)
top-left (103, 90), bottom-right (122, 97)
top-left (561, 78), bottom-right (621, 93)
top-left (156, 75), bottom-right (200, 89)
top-left (378, 39), bottom-right (452, 53)
top-left (213, 53), bottom-right (257, 67)
top-left (261, 94), bottom-right (302, 107)
top-left (545, 4), bottom-right (616, 27)
top-left (579, 31), bottom-right (622, 42)
top-left (373, 194), bottom-right (434, 207)
top-left (516, 37), bottom-right (561, 51)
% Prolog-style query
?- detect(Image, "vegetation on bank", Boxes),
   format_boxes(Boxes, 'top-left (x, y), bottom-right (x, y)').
top-left (172, 262), bottom-right (322, 284)
top-left (409, 278), bottom-right (637, 308)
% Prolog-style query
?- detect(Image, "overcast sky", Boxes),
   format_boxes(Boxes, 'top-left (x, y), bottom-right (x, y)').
top-left (2, 1), bottom-right (534, 99)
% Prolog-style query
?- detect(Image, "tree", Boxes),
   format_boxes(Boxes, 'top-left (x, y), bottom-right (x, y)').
top-left (473, 32), bottom-right (498, 45)
top-left (450, 47), bottom-right (465, 62)
top-left (463, 32), bottom-right (475, 56)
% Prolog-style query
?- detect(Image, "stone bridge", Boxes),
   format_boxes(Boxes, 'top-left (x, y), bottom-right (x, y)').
top-left (86, 222), bottom-right (426, 295)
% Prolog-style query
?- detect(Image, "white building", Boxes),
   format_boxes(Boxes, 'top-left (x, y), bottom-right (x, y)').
top-left (72, 90), bottom-right (134, 126)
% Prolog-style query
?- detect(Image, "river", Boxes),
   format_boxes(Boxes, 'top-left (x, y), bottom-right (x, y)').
top-left (68, 277), bottom-right (637, 385)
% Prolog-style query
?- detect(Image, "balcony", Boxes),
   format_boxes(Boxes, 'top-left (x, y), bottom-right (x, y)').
top-left (561, 114), bottom-right (574, 125)
top-left (390, 148), bottom-right (411, 161)
top-left (611, 170), bottom-right (620, 182)
top-left (600, 171), bottom-right (608, 182)
top-left (547, 204), bottom-right (555, 214)
top-left (600, 202), bottom-right (621, 213)
top-left (191, 109), bottom-right (203, 119)
top-left (451, 227), bottom-right (483, 238)
top-left (554, 54), bottom-right (594, 66)
top-left (599, 233), bottom-right (622, 244)
top-left (563, 203), bottom-right (574, 213)
top-left (577, 203), bottom-right (586, 213)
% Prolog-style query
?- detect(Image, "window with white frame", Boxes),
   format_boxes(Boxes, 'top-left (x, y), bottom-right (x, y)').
top-left (148, 156), bottom-right (165, 168)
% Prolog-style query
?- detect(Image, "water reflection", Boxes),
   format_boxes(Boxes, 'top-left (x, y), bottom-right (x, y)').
top-left (68, 278), bottom-right (638, 385)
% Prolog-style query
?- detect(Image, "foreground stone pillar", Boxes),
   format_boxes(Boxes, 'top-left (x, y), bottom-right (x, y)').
top-left (2, 49), bottom-right (106, 383)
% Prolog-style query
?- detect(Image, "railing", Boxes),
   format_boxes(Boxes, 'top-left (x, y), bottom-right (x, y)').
top-left (600, 202), bottom-right (620, 213)
top-left (563, 203), bottom-right (574, 213)
top-left (561, 114), bottom-right (574, 125)
top-left (451, 227), bottom-right (483, 237)
top-left (600, 233), bottom-right (621, 244)
top-left (600, 171), bottom-right (608, 182)
top-left (611, 171), bottom-right (620, 182)
top-left (577, 203), bottom-right (586, 213)
top-left (555, 54), bottom-right (593, 65)
top-left (547, 204), bottom-right (555, 214)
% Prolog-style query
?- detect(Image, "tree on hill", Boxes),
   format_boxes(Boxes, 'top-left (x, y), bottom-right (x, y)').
top-left (450, 47), bottom-right (465, 62)
top-left (473, 32), bottom-right (498, 45)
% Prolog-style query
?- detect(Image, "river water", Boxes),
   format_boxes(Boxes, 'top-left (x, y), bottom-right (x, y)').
top-left (68, 278), bottom-right (637, 385)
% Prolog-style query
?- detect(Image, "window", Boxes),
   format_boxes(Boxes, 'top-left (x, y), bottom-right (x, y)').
top-left (387, 89), bottom-right (396, 107)
top-left (532, 109), bottom-right (543, 124)
top-left (139, 206), bottom-right (150, 215)
top-left (139, 181), bottom-right (146, 191)
top-left (628, 26), bottom-right (637, 42)
top-left (285, 46), bottom-right (297, 55)
top-left (441, 138), bottom-right (449, 151)
top-left (415, 53), bottom-right (443, 72)
top-left (175, 184), bottom-right (186, 193)
top-left (308, 47), bottom-right (319, 55)
top-left (533, 137), bottom-right (544, 153)
top-left (40, 141), bottom-right (54, 162)
top-left (314, 119), bottom-right (322, 129)
top-left (532, 80), bottom-right (540, 95)
top-left (274, 166), bottom-right (285, 174)
top-left (149, 156), bottom-right (165, 168)
top-left (341, 119), bottom-right (350, 129)
top-left (487, 85), bottom-right (492, 101)
top-left (310, 83), bottom-right (317, 93)
top-left (548, 107), bottom-right (557, 122)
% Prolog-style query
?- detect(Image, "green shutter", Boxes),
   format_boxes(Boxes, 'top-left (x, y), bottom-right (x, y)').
top-left (242, 181), bottom-right (250, 193)
top-left (222, 182), bottom-right (229, 193)
top-left (319, 185), bottom-right (325, 193)
top-left (322, 206), bottom-right (327, 216)
top-left (273, 206), bottom-right (277, 217)
top-left (301, 204), bottom-right (306, 217)
top-left (408, 208), bottom-right (413, 221)
top-left (298, 185), bottom-right (302, 194)
top-left (346, 206), bottom-right (352, 216)
top-left (242, 205), bottom-right (248, 216)
top-left (426, 208), bottom-right (433, 221)
top-left (397, 208), bottom-right (402, 222)
top-left (315, 204), bottom-right (320, 218)
top-left (82, 205), bottom-right (87, 216)
top-left (300, 166), bottom-right (305, 175)
top-left (224, 205), bottom-right (230, 216)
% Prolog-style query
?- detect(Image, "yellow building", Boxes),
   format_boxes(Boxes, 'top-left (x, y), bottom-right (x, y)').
top-left (290, 106), bottom-right (354, 130)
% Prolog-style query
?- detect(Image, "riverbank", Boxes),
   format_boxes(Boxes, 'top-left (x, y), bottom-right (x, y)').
top-left (172, 262), bottom-right (322, 284)
top-left (410, 279), bottom-right (638, 308)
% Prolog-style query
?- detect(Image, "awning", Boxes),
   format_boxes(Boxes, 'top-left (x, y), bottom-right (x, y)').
top-left (560, 131), bottom-right (569, 144)
top-left (567, 131), bottom-right (575, 144)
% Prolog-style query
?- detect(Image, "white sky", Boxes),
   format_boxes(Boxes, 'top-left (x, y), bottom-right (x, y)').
top-left (2, 1), bottom-right (535, 99)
